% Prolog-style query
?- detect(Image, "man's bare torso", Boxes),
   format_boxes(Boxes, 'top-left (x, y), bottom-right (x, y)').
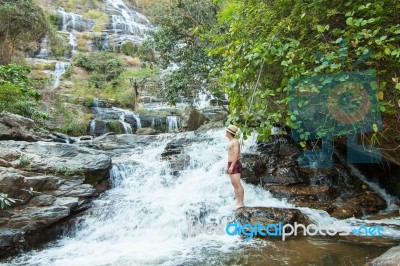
top-left (228, 138), bottom-right (240, 162)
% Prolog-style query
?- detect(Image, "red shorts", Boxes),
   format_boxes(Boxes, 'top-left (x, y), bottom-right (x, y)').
top-left (227, 160), bottom-right (243, 174)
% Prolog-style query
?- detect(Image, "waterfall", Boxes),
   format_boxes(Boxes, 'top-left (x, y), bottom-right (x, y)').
top-left (89, 119), bottom-right (96, 136)
top-left (49, 61), bottom-right (70, 89)
top-left (166, 116), bottom-right (180, 132)
top-left (104, 0), bottom-right (153, 46)
top-left (6, 129), bottom-right (400, 265)
top-left (58, 8), bottom-right (83, 56)
top-left (36, 35), bottom-right (51, 59)
top-left (194, 90), bottom-right (212, 109)
top-left (112, 107), bottom-right (141, 130)
top-left (116, 110), bottom-right (132, 134)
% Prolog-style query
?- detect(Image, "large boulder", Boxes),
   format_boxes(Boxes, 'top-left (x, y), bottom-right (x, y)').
top-left (0, 141), bottom-right (111, 183)
top-left (0, 111), bottom-right (40, 142)
top-left (232, 207), bottom-right (310, 240)
top-left (180, 106), bottom-right (208, 131)
top-left (0, 139), bottom-right (112, 259)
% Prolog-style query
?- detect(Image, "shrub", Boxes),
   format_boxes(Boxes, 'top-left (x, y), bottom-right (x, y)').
top-left (0, 64), bottom-right (46, 119)
top-left (74, 52), bottom-right (125, 89)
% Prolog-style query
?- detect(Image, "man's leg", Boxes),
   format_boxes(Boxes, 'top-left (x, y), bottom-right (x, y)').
top-left (229, 173), bottom-right (244, 208)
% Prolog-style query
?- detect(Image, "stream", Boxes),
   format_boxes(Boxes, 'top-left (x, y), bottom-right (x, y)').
top-left (4, 128), bottom-right (400, 265)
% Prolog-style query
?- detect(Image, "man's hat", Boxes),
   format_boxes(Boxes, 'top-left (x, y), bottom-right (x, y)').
top-left (226, 124), bottom-right (238, 135)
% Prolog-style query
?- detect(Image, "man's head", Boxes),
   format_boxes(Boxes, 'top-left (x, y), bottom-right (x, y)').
top-left (226, 124), bottom-right (238, 138)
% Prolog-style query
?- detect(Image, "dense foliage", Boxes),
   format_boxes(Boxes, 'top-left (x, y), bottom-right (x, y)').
top-left (209, 0), bottom-right (400, 142)
top-left (0, 0), bottom-right (48, 64)
top-left (149, 0), bottom-right (221, 104)
top-left (0, 64), bottom-right (46, 119)
top-left (75, 52), bottom-right (125, 89)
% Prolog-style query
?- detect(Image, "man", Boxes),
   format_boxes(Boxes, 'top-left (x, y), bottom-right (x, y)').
top-left (225, 125), bottom-right (245, 209)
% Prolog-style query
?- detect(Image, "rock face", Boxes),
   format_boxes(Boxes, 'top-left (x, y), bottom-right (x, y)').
top-left (241, 136), bottom-right (387, 219)
top-left (0, 140), bottom-right (112, 259)
top-left (365, 245), bottom-right (400, 266)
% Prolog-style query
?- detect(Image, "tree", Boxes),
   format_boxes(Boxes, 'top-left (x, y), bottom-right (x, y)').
top-left (210, 0), bottom-right (400, 142)
top-left (0, 0), bottom-right (48, 64)
top-left (149, 0), bottom-right (222, 104)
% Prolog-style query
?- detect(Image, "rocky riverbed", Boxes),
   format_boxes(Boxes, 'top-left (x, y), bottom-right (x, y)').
top-left (1, 112), bottom-right (399, 264)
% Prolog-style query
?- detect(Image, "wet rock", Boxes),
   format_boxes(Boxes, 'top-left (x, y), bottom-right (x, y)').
top-left (365, 245), bottom-right (400, 266)
top-left (240, 154), bottom-right (267, 185)
top-left (235, 207), bottom-right (309, 229)
top-left (265, 184), bottom-right (333, 201)
top-left (162, 138), bottom-right (193, 175)
top-left (262, 167), bottom-right (303, 185)
top-left (0, 229), bottom-right (24, 258)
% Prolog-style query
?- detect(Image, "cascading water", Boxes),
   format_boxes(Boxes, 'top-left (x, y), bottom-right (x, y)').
top-left (166, 116), bottom-right (181, 132)
top-left (194, 90), bottom-right (212, 109)
top-left (89, 119), bottom-right (96, 136)
top-left (50, 62), bottom-right (70, 89)
top-left (58, 8), bottom-right (83, 55)
top-left (5, 129), bottom-right (400, 265)
top-left (35, 35), bottom-right (51, 59)
top-left (112, 107), bottom-right (142, 131)
top-left (104, 0), bottom-right (153, 47)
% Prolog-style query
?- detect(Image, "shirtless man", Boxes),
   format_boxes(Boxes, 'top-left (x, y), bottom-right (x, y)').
top-left (225, 125), bottom-right (245, 209)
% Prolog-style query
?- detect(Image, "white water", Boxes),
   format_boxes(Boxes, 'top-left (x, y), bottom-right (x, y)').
top-left (112, 107), bottom-right (142, 130)
top-left (89, 119), bottom-right (96, 136)
top-left (166, 116), bottom-right (180, 132)
top-left (194, 90), bottom-right (212, 109)
top-left (43, 61), bottom-right (70, 89)
top-left (6, 129), bottom-right (400, 265)
top-left (58, 8), bottom-right (82, 56)
top-left (105, 0), bottom-right (153, 45)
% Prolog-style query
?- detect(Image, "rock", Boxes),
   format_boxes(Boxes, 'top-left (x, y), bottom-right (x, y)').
top-left (27, 195), bottom-right (56, 207)
top-left (265, 184), bottom-right (333, 201)
top-left (234, 207), bottom-right (309, 238)
top-left (80, 136), bottom-right (93, 141)
top-left (365, 245), bottom-right (400, 266)
top-left (0, 229), bottom-right (24, 258)
top-left (0, 111), bottom-right (34, 129)
top-left (139, 115), bottom-right (166, 129)
top-left (161, 138), bottom-right (193, 175)
top-left (180, 106), bottom-right (208, 131)
top-left (0, 141), bottom-right (112, 182)
top-left (239, 154), bottom-right (268, 185)
top-left (136, 127), bottom-right (158, 135)
top-left (195, 121), bottom-right (224, 132)
top-left (262, 167), bottom-right (303, 185)
top-left (0, 111), bottom-right (38, 142)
